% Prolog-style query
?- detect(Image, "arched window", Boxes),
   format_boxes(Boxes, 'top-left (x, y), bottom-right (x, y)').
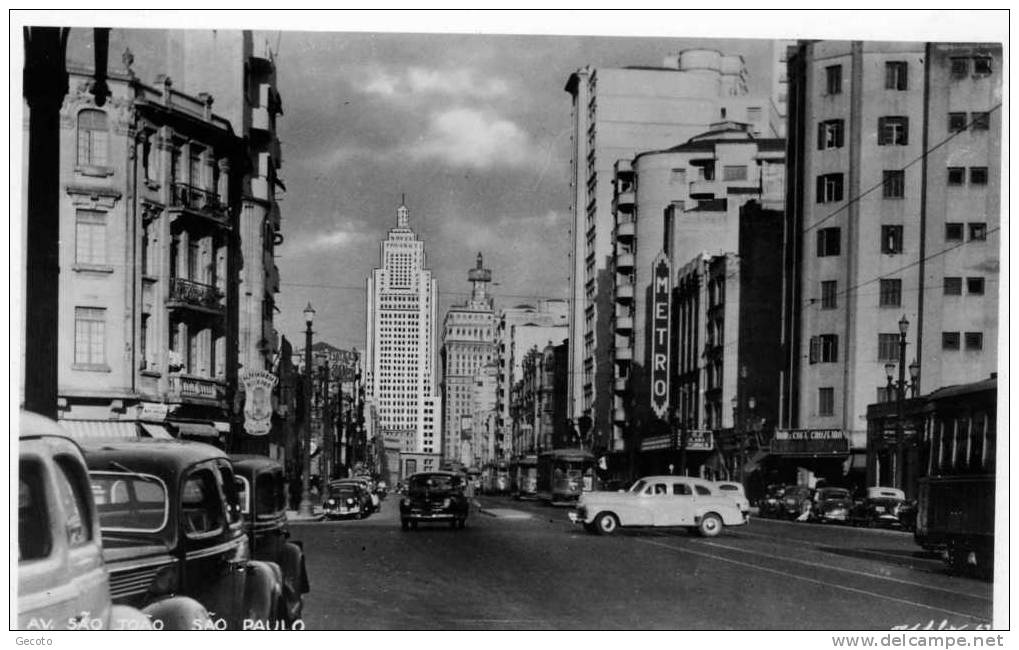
top-left (77, 109), bottom-right (108, 167)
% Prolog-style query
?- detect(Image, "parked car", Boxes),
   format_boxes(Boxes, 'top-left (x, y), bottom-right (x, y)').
top-left (779, 485), bottom-right (815, 520)
top-left (83, 439), bottom-right (288, 630)
top-left (757, 484), bottom-right (786, 518)
top-left (811, 486), bottom-right (854, 524)
top-left (17, 412), bottom-right (206, 630)
top-left (399, 471), bottom-right (470, 530)
top-left (231, 455), bottom-right (309, 624)
top-left (850, 486), bottom-right (912, 529)
top-left (569, 476), bottom-right (749, 537)
top-left (713, 481), bottom-right (750, 516)
top-left (323, 480), bottom-right (372, 519)
top-left (338, 477), bottom-right (380, 512)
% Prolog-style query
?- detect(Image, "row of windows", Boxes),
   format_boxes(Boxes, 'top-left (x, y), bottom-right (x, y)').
top-left (818, 275), bottom-right (985, 311)
top-left (817, 167), bottom-right (988, 204)
top-left (817, 111), bottom-right (991, 153)
top-left (815, 221), bottom-right (987, 257)
top-left (824, 57), bottom-right (992, 98)
top-left (809, 330), bottom-right (985, 365)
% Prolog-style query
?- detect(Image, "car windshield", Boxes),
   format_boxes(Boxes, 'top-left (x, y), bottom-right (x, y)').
top-left (255, 472), bottom-right (286, 517)
top-left (91, 472), bottom-right (169, 533)
top-left (819, 489), bottom-right (850, 499)
top-left (628, 480), bottom-right (647, 494)
top-left (409, 474), bottom-right (461, 492)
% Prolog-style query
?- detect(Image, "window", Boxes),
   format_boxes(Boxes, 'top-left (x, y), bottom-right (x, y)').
top-left (969, 167), bottom-right (988, 185)
top-left (672, 483), bottom-right (692, 496)
top-left (971, 112), bottom-right (990, 130)
top-left (950, 58), bottom-right (969, 77)
top-left (967, 277), bottom-right (985, 295)
top-left (948, 112), bottom-right (968, 132)
top-left (74, 307), bottom-right (106, 366)
top-left (876, 386), bottom-right (895, 404)
top-left (75, 210), bottom-right (107, 265)
top-left (18, 461), bottom-right (52, 562)
top-left (816, 173), bottom-right (844, 203)
top-left (878, 333), bottom-right (900, 362)
top-left (816, 228), bottom-right (841, 257)
top-left (820, 280), bottom-right (838, 309)
top-left (55, 457), bottom-right (92, 547)
top-left (973, 56), bottom-right (992, 76)
top-left (76, 109), bottom-right (108, 167)
top-left (825, 65), bottom-right (842, 95)
top-left (818, 388), bottom-right (835, 417)
top-left (181, 470), bottom-right (225, 537)
top-left (723, 165), bottom-right (747, 181)
top-left (878, 116), bottom-right (909, 145)
top-left (819, 334), bottom-right (838, 362)
top-left (964, 332), bottom-right (983, 350)
top-left (968, 222), bottom-right (987, 240)
top-left (881, 225), bottom-right (904, 254)
top-left (879, 279), bottom-right (902, 307)
top-left (945, 223), bottom-right (964, 241)
top-left (947, 167), bottom-right (965, 185)
top-left (694, 485), bottom-right (712, 496)
top-left (942, 332), bottom-right (960, 350)
top-left (944, 277), bottom-right (962, 295)
top-left (885, 61), bottom-right (908, 90)
top-left (882, 170), bottom-right (905, 198)
top-left (817, 119), bottom-right (845, 149)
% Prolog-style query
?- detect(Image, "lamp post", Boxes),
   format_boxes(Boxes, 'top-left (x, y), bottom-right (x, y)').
top-left (298, 303), bottom-right (316, 517)
top-left (883, 315), bottom-right (920, 491)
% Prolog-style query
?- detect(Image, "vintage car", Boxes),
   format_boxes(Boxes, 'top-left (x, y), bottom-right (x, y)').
top-left (779, 485), bottom-right (815, 520)
top-left (83, 439), bottom-right (289, 630)
top-left (757, 484), bottom-right (786, 518)
top-left (399, 471), bottom-right (470, 530)
top-left (569, 476), bottom-right (748, 537)
top-left (850, 486), bottom-right (912, 529)
top-left (17, 412), bottom-right (206, 630)
top-left (322, 480), bottom-right (372, 519)
top-left (336, 477), bottom-right (380, 513)
top-left (230, 455), bottom-right (309, 624)
top-left (713, 481), bottom-right (750, 515)
top-left (811, 486), bottom-right (854, 524)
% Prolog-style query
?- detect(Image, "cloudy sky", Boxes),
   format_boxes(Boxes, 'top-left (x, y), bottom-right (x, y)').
top-left (49, 11), bottom-right (1002, 354)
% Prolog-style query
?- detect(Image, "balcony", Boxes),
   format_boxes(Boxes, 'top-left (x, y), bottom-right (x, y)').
top-left (167, 278), bottom-right (224, 314)
top-left (169, 183), bottom-right (229, 227)
top-left (613, 190), bottom-right (635, 213)
top-left (616, 314), bottom-right (633, 332)
top-left (613, 408), bottom-right (627, 423)
top-left (615, 283), bottom-right (634, 303)
top-left (251, 105), bottom-right (271, 134)
top-left (617, 219), bottom-right (635, 241)
top-left (615, 346), bottom-right (633, 361)
top-left (616, 253), bottom-right (635, 271)
top-left (689, 178), bottom-right (717, 199)
top-left (168, 373), bottom-right (226, 405)
top-left (614, 377), bottom-right (629, 393)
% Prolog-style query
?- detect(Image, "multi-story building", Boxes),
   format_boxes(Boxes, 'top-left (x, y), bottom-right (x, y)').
top-left (781, 41), bottom-right (1001, 492)
top-left (565, 48), bottom-right (784, 456)
top-left (365, 202), bottom-right (442, 460)
top-left (607, 122), bottom-right (785, 470)
top-left (468, 362), bottom-right (500, 467)
top-left (52, 64), bottom-right (245, 443)
top-left (510, 340), bottom-right (571, 455)
top-left (440, 253), bottom-right (497, 465)
top-left (495, 300), bottom-right (568, 458)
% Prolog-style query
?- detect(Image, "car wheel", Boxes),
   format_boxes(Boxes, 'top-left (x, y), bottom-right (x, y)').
top-left (594, 512), bottom-right (619, 535)
top-left (698, 513), bottom-right (723, 537)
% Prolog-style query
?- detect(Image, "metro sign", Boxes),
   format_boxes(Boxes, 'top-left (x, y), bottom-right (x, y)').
top-left (650, 253), bottom-right (671, 419)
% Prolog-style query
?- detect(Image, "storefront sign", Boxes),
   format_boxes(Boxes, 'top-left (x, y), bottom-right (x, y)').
top-left (683, 430), bottom-right (714, 451)
top-left (650, 253), bottom-right (671, 419)
top-left (772, 429), bottom-right (849, 455)
top-left (138, 402), bottom-right (168, 422)
top-left (241, 370), bottom-right (278, 436)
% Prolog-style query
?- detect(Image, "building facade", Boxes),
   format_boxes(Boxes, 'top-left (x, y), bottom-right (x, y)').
top-left (781, 41), bottom-right (1001, 490)
top-left (565, 48), bottom-right (784, 457)
top-left (440, 253), bottom-right (497, 465)
top-left (365, 202), bottom-right (442, 456)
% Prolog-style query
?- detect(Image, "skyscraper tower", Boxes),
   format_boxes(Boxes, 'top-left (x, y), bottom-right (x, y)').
top-left (441, 253), bottom-right (497, 465)
top-left (365, 201), bottom-right (441, 455)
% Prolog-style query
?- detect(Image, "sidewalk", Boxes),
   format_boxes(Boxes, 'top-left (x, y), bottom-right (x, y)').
top-left (286, 508), bottom-right (325, 523)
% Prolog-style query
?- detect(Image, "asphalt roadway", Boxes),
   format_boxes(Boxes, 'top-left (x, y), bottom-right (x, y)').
top-left (291, 494), bottom-right (994, 631)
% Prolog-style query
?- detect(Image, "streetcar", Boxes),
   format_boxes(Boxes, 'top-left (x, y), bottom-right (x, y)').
top-left (536, 448), bottom-right (598, 505)
top-left (914, 376), bottom-right (996, 580)
top-left (483, 460), bottom-right (510, 495)
top-left (509, 454), bottom-right (538, 500)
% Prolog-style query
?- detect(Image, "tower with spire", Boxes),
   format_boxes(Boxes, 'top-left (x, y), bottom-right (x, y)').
top-left (440, 253), bottom-right (499, 467)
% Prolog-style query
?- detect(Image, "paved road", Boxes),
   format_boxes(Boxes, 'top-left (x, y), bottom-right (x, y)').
top-left (292, 494), bottom-right (993, 630)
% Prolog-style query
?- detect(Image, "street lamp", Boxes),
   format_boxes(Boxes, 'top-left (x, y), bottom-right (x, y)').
top-left (882, 315), bottom-right (920, 492)
top-left (298, 303), bottom-right (316, 517)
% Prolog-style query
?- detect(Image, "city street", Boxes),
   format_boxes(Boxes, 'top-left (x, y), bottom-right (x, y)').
top-left (294, 495), bottom-right (993, 630)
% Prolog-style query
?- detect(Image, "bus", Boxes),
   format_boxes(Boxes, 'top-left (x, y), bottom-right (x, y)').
top-left (915, 377), bottom-right (996, 579)
top-left (537, 448), bottom-right (598, 505)
top-left (509, 455), bottom-right (538, 500)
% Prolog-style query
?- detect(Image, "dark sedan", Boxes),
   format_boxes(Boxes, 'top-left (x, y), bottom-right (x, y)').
top-left (399, 471), bottom-right (470, 530)
top-left (811, 487), bottom-right (853, 524)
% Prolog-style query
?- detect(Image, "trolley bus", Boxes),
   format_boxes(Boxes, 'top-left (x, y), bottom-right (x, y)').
top-left (537, 448), bottom-right (598, 505)
top-left (915, 377), bottom-right (996, 579)
top-left (509, 455), bottom-right (538, 500)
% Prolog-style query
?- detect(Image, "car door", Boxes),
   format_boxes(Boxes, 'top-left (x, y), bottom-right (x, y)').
top-left (654, 481), bottom-right (694, 526)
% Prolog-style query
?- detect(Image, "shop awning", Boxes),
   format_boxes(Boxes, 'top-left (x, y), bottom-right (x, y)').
top-left (59, 420), bottom-right (139, 441)
top-left (139, 422), bottom-right (174, 439)
top-left (174, 422), bottom-right (219, 438)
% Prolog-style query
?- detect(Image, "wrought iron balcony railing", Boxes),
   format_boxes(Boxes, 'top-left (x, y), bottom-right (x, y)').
top-left (168, 277), bottom-right (224, 311)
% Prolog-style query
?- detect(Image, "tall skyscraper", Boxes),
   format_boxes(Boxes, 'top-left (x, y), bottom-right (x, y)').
top-left (365, 202), bottom-right (441, 455)
top-left (441, 253), bottom-right (497, 465)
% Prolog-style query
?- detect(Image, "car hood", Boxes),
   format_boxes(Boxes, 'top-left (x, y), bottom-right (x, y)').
top-left (818, 497), bottom-right (852, 509)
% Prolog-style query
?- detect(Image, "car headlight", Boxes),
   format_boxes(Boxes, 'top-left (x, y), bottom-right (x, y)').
top-left (326, 498), bottom-right (335, 506)
top-left (346, 498), bottom-right (355, 505)
top-left (442, 498), bottom-right (451, 508)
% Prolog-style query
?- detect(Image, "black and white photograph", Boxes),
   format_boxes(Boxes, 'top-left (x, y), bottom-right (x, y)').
top-left (10, 9), bottom-right (1009, 640)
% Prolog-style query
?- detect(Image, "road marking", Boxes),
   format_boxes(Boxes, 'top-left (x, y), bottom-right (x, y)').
top-left (692, 539), bottom-right (990, 601)
top-left (634, 538), bottom-right (988, 623)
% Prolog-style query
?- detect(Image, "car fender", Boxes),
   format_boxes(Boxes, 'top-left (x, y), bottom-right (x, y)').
top-left (241, 560), bottom-right (285, 623)
top-left (142, 595), bottom-right (211, 630)
top-left (280, 541), bottom-right (309, 595)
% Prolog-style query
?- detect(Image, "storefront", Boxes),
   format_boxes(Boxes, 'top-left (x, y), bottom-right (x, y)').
top-left (765, 429), bottom-right (854, 489)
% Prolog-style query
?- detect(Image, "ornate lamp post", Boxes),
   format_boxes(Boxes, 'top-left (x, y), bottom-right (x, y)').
top-left (883, 315), bottom-right (920, 491)
top-left (298, 303), bottom-right (316, 517)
